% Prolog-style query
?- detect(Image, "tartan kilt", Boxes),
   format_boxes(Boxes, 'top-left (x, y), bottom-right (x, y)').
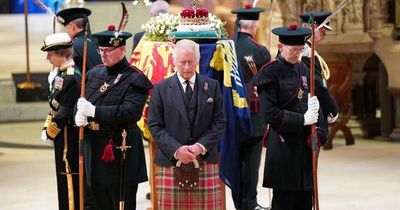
top-left (155, 161), bottom-right (224, 210)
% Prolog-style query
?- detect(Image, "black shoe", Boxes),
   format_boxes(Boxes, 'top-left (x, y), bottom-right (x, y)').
top-left (253, 204), bottom-right (271, 210)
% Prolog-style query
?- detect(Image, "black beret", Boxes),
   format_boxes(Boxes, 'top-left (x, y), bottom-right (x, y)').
top-left (92, 25), bottom-right (132, 47)
top-left (272, 24), bottom-right (311, 45)
top-left (231, 5), bottom-right (265, 20)
top-left (56, 7), bottom-right (91, 26)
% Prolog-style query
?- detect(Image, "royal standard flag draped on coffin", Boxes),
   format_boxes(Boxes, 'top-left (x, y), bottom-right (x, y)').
top-left (199, 40), bottom-right (252, 196)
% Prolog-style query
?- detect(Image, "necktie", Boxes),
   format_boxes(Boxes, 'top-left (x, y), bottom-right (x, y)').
top-left (185, 80), bottom-right (193, 100)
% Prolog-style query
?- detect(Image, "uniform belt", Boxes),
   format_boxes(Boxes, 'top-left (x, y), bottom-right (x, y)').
top-left (88, 121), bottom-right (100, 131)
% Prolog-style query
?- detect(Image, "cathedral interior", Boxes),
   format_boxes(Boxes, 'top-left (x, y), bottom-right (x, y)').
top-left (0, 0), bottom-right (399, 209)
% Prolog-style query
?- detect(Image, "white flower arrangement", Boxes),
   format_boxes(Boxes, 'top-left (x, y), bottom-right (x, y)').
top-left (142, 13), bottom-right (180, 42)
top-left (208, 14), bottom-right (228, 39)
top-left (142, 12), bottom-right (228, 41)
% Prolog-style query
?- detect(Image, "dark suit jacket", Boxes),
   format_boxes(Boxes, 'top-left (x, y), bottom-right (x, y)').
top-left (148, 73), bottom-right (226, 166)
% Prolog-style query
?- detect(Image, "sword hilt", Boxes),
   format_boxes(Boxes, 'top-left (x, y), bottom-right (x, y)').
top-left (117, 129), bottom-right (132, 159)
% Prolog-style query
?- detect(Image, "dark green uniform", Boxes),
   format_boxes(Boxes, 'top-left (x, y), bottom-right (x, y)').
top-left (83, 58), bottom-right (152, 210)
top-left (234, 31), bottom-right (271, 210)
top-left (73, 31), bottom-right (102, 72)
top-left (47, 66), bottom-right (81, 210)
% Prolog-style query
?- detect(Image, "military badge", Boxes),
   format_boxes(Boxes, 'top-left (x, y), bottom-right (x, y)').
top-left (54, 76), bottom-right (64, 90)
top-left (109, 38), bottom-right (122, 47)
top-left (100, 81), bottom-right (110, 93)
top-left (57, 16), bottom-right (65, 24)
top-left (297, 87), bottom-right (304, 99)
top-left (301, 76), bottom-right (308, 90)
top-left (51, 99), bottom-right (60, 109)
top-left (114, 74), bottom-right (122, 84)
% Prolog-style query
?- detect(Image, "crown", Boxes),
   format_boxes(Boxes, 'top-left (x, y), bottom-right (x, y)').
top-left (179, 7), bottom-right (209, 25)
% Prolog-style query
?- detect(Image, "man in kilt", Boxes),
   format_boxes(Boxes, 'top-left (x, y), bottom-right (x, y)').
top-left (148, 39), bottom-right (226, 210)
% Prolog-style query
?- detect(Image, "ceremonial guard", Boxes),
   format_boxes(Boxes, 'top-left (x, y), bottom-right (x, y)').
top-left (56, 7), bottom-right (102, 72)
top-left (252, 24), bottom-right (329, 210)
top-left (231, 5), bottom-right (271, 210)
top-left (74, 25), bottom-right (152, 210)
top-left (40, 32), bottom-right (81, 210)
top-left (300, 11), bottom-right (339, 124)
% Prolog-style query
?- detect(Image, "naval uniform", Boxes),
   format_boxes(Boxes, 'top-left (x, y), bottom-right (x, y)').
top-left (47, 66), bottom-right (81, 210)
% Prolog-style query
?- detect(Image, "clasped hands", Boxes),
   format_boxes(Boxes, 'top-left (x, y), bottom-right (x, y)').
top-left (175, 144), bottom-right (203, 164)
top-left (75, 98), bottom-right (95, 127)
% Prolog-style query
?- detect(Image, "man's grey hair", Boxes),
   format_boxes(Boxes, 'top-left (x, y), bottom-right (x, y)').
top-left (173, 39), bottom-right (200, 63)
top-left (238, 19), bottom-right (257, 30)
top-left (150, 0), bottom-right (170, 17)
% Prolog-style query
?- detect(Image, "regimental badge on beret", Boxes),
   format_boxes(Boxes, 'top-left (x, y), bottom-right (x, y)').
top-left (110, 38), bottom-right (122, 47)
top-left (57, 16), bottom-right (65, 24)
top-left (92, 24), bottom-right (132, 47)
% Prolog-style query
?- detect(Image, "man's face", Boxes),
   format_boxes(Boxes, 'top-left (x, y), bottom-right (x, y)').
top-left (314, 27), bottom-right (326, 43)
top-left (98, 46), bottom-right (125, 67)
top-left (280, 44), bottom-right (304, 64)
top-left (174, 48), bottom-right (198, 80)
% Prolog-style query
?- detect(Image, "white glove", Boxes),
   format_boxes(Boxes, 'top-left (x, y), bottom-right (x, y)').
top-left (327, 113), bottom-right (339, 123)
top-left (41, 130), bottom-right (53, 146)
top-left (77, 98), bottom-right (95, 117)
top-left (304, 109), bottom-right (319, 125)
top-left (75, 112), bottom-right (88, 127)
top-left (307, 94), bottom-right (320, 113)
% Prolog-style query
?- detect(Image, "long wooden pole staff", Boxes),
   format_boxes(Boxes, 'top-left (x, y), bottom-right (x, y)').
top-left (309, 14), bottom-right (320, 210)
top-left (79, 23), bottom-right (89, 210)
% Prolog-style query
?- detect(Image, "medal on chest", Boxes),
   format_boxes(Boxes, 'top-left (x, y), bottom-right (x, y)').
top-left (297, 87), bottom-right (304, 99)
top-left (100, 81), bottom-right (110, 93)
top-left (54, 76), bottom-right (63, 91)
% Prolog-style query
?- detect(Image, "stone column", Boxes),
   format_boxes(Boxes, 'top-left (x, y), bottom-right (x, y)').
top-left (379, 62), bottom-right (391, 138)
top-left (389, 88), bottom-right (400, 141)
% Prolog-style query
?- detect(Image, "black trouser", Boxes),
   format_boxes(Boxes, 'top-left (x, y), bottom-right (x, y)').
top-left (271, 189), bottom-right (312, 210)
top-left (54, 127), bottom-right (79, 210)
top-left (93, 183), bottom-right (138, 210)
top-left (232, 136), bottom-right (263, 210)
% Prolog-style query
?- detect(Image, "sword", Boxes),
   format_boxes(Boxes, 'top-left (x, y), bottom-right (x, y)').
top-left (117, 129), bottom-right (132, 210)
top-left (316, 0), bottom-right (351, 30)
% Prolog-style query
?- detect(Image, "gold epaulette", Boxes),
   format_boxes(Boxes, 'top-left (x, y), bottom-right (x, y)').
top-left (43, 115), bottom-right (52, 128)
top-left (47, 122), bottom-right (61, 139)
top-left (315, 54), bottom-right (330, 80)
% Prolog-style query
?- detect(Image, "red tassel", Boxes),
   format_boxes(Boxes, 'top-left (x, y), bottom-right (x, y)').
top-left (101, 139), bottom-right (115, 163)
